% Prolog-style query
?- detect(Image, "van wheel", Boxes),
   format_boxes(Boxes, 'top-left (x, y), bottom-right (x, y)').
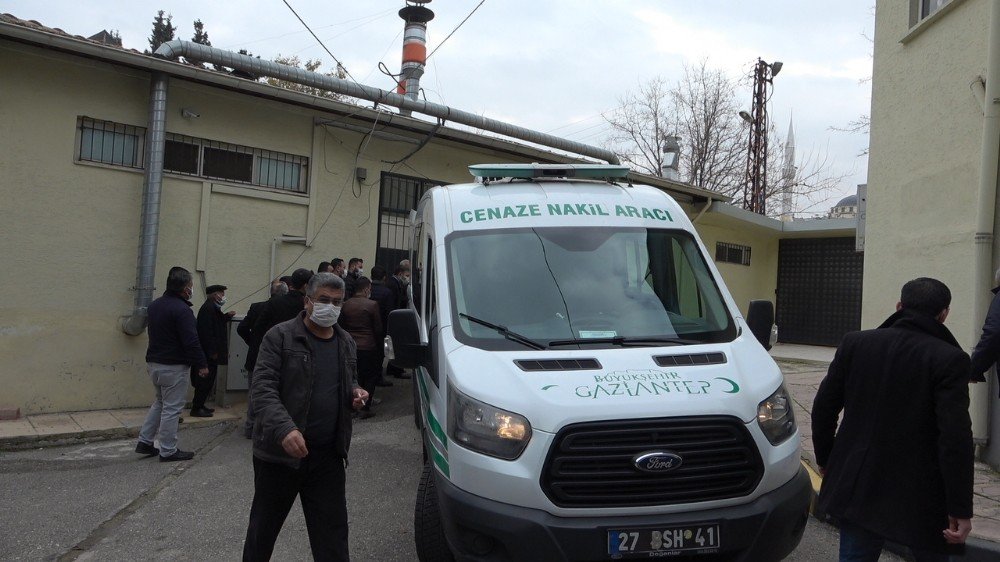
top-left (414, 463), bottom-right (454, 562)
top-left (413, 371), bottom-right (423, 430)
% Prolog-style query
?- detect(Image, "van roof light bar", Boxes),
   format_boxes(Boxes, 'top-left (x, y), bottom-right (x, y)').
top-left (469, 163), bottom-right (630, 181)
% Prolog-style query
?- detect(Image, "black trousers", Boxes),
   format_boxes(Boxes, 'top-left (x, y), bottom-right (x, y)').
top-left (356, 349), bottom-right (380, 411)
top-left (243, 449), bottom-right (349, 561)
top-left (190, 363), bottom-right (217, 409)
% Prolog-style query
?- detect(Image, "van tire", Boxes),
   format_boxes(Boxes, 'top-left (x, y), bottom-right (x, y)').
top-left (413, 371), bottom-right (423, 430)
top-left (414, 463), bottom-right (454, 562)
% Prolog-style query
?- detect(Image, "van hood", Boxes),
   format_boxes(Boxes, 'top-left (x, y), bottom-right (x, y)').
top-left (443, 334), bottom-right (784, 434)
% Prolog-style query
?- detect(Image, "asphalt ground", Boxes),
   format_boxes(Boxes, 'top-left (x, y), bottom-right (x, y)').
top-left (0, 376), bottom-right (904, 561)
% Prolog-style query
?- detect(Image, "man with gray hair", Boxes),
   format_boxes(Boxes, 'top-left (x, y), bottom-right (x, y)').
top-left (244, 272), bottom-right (369, 560)
top-left (135, 267), bottom-right (208, 462)
top-left (237, 279), bottom-right (290, 438)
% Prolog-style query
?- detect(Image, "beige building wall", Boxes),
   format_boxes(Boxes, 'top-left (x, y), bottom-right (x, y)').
top-left (865, 0), bottom-right (987, 341)
top-left (687, 212), bottom-right (781, 317)
top-left (0, 41), bottom-right (519, 414)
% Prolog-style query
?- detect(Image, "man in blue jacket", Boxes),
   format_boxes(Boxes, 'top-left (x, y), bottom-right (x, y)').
top-left (136, 267), bottom-right (208, 462)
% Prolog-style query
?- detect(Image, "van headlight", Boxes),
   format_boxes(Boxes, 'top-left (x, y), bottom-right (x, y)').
top-left (757, 384), bottom-right (796, 445)
top-left (448, 385), bottom-right (531, 460)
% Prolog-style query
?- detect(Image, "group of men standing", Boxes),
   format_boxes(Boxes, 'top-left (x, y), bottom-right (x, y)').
top-left (135, 257), bottom-right (412, 560)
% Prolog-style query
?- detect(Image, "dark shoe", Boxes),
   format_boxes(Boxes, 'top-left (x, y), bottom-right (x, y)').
top-left (135, 441), bottom-right (159, 456)
top-left (204, 406), bottom-right (216, 413)
top-left (190, 407), bottom-right (214, 418)
top-left (372, 398), bottom-right (383, 406)
top-left (178, 417), bottom-right (184, 424)
top-left (358, 410), bottom-right (377, 420)
top-left (392, 371), bottom-right (412, 379)
top-left (159, 450), bottom-right (195, 462)
top-left (375, 378), bottom-right (394, 387)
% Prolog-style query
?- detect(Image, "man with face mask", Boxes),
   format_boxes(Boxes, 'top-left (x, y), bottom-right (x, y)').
top-left (191, 284), bottom-right (236, 417)
top-left (383, 261), bottom-right (413, 382)
top-left (136, 267), bottom-right (208, 462)
top-left (344, 257), bottom-right (364, 299)
top-left (244, 272), bottom-right (369, 561)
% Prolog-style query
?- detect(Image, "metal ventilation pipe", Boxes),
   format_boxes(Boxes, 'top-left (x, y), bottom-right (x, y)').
top-left (122, 72), bottom-right (169, 335)
top-left (154, 40), bottom-right (620, 165)
top-left (397, 1), bottom-right (434, 116)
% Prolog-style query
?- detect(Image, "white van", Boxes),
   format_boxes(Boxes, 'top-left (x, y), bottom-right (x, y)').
top-left (386, 164), bottom-right (810, 562)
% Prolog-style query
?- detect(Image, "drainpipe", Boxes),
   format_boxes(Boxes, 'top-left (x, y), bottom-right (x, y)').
top-left (973, 2), bottom-right (1000, 447)
top-left (692, 198), bottom-right (713, 224)
top-left (154, 41), bottom-right (620, 165)
top-left (122, 72), bottom-right (169, 336)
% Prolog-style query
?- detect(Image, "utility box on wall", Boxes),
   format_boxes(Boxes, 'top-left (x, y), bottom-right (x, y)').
top-left (227, 317), bottom-right (249, 391)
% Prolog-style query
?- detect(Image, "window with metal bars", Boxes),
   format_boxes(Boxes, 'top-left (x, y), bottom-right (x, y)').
top-left (715, 242), bottom-right (751, 266)
top-left (77, 117), bottom-right (145, 169)
top-left (76, 117), bottom-right (309, 193)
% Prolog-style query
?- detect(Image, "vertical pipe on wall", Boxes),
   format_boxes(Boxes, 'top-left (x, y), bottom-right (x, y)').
top-left (973, 1), bottom-right (1000, 448)
top-left (122, 72), bottom-right (169, 335)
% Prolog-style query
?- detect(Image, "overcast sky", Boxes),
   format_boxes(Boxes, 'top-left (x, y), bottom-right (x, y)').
top-left (7, 0), bottom-right (874, 215)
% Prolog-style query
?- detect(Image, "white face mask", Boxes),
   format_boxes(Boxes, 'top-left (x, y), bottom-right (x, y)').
top-left (216, 296), bottom-right (227, 307)
top-left (310, 302), bottom-right (341, 327)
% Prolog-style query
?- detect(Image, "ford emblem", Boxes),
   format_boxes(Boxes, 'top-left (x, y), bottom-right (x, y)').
top-left (633, 451), bottom-right (683, 473)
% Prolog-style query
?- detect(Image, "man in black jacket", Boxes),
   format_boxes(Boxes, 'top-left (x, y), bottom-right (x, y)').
top-left (970, 268), bottom-right (1000, 386)
top-left (238, 279), bottom-right (289, 438)
top-left (343, 257), bottom-right (363, 299)
top-left (192, 284), bottom-right (236, 417)
top-left (813, 277), bottom-right (973, 561)
top-left (243, 272), bottom-right (368, 561)
top-left (136, 267), bottom-right (208, 462)
top-left (252, 268), bottom-right (312, 341)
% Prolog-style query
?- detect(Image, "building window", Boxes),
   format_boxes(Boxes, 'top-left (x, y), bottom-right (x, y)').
top-left (920, 0), bottom-right (949, 19)
top-left (76, 117), bottom-right (309, 193)
top-left (77, 117), bottom-right (144, 169)
top-left (715, 242), bottom-right (751, 266)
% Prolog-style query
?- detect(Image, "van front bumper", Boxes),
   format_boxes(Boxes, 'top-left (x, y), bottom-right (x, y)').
top-left (436, 465), bottom-right (811, 562)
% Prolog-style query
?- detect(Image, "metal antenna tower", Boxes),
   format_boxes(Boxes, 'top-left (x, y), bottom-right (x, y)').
top-left (741, 58), bottom-right (782, 215)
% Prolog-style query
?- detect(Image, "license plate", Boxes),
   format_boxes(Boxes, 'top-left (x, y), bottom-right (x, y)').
top-left (607, 523), bottom-right (721, 558)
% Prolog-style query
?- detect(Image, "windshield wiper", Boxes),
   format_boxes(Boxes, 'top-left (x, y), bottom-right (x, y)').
top-left (548, 336), bottom-right (701, 348)
top-left (459, 313), bottom-right (547, 350)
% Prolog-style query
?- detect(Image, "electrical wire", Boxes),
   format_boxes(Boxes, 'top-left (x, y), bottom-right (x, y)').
top-left (280, 0), bottom-right (361, 85)
top-left (426, 0), bottom-right (488, 61)
top-left (225, 110), bottom-right (388, 310)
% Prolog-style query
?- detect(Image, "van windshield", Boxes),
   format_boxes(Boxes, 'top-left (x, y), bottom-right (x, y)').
top-left (446, 227), bottom-right (736, 350)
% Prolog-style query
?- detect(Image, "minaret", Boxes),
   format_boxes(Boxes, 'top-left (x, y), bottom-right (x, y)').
top-left (780, 117), bottom-right (796, 222)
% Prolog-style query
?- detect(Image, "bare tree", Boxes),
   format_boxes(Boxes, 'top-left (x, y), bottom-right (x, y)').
top-left (671, 61), bottom-right (745, 195)
top-left (602, 77), bottom-right (673, 176)
top-left (604, 62), bottom-right (850, 217)
top-left (264, 55), bottom-right (347, 102)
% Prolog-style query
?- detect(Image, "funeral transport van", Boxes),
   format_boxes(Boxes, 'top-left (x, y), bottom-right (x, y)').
top-left (385, 164), bottom-right (810, 562)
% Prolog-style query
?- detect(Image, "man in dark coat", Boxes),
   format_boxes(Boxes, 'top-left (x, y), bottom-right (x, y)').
top-left (136, 267), bottom-right (207, 461)
top-left (252, 268), bottom-right (312, 341)
top-left (813, 277), bottom-right (974, 560)
top-left (343, 257), bottom-right (364, 299)
top-left (237, 279), bottom-right (289, 438)
top-left (970, 269), bottom-right (1000, 386)
top-left (243, 272), bottom-right (368, 560)
top-left (192, 284), bottom-right (236, 417)
top-left (383, 260), bottom-right (412, 382)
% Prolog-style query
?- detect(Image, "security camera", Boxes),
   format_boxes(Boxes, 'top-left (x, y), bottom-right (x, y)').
top-left (181, 108), bottom-right (200, 119)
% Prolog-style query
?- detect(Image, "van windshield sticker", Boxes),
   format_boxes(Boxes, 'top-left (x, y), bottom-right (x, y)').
top-left (579, 330), bottom-right (617, 338)
top-left (458, 203), bottom-right (673, 224)
top-left (571, 370), bottom-right (741, 399)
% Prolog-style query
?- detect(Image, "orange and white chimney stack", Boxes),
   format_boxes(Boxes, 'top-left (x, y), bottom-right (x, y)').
top-left (398, 0), bottom-right (434, 114)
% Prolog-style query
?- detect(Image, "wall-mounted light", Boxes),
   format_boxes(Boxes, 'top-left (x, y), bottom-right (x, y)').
top-left (738, 110), bottom-right (754, 124)
top-left (181, 108), bottom-right (200, 119)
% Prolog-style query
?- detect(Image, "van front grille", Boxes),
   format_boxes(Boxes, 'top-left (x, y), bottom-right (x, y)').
top-left (541, 416), bottom-right (763, 508)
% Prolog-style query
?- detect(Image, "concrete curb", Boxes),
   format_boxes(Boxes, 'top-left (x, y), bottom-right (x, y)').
top-left (802, 458), bottom-right (1000, 560)
top-left (0, 418), bottom-right (238, 451)
top-left (772, 356), bottom-right (832, 369)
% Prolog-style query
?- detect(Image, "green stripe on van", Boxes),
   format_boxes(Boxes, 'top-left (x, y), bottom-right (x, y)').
top-left (417, 367), bottom-right (448, 451)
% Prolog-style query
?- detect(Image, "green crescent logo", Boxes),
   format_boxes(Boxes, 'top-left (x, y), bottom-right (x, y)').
top-left (542, 385), bottom-right (558, 391)
top-left (714, 377), bottom-right (740, 394)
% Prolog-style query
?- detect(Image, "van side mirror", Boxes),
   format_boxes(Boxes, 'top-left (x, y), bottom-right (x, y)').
top-left (386, 309), bottom-right (428, 369)
top-left (746, 300), bottom-right (775, 351)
